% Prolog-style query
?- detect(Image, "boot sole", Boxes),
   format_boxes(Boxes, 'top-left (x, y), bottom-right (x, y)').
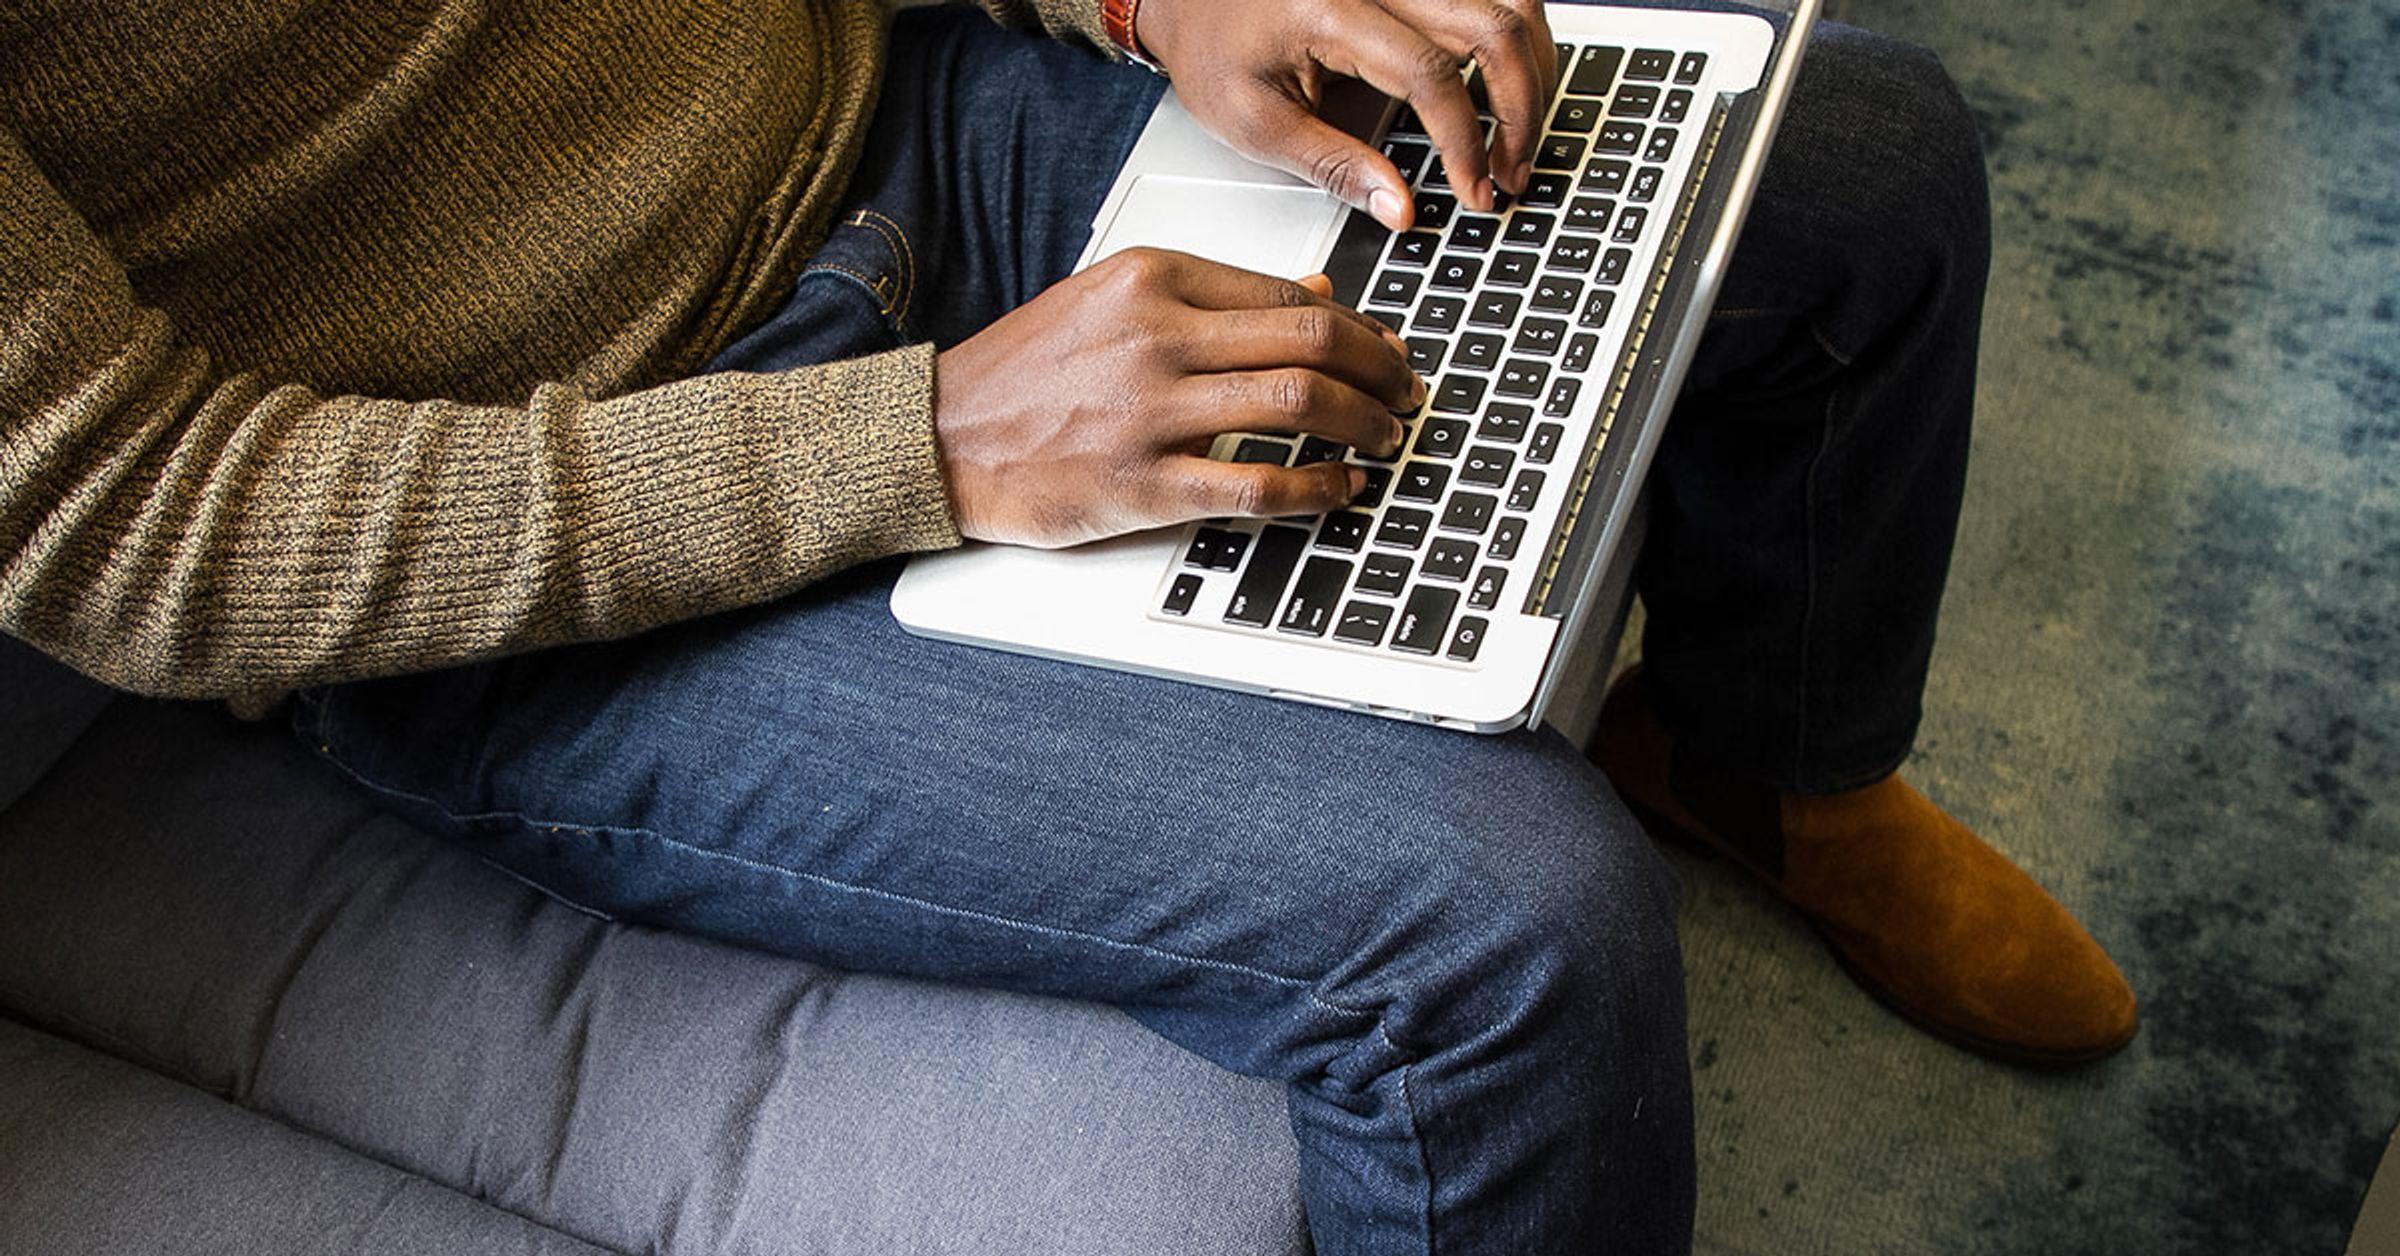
top-left (1619, 795), bottom-right (2136, 1070)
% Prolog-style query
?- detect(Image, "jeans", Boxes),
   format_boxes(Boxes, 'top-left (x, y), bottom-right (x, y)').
top-left (300, 7), bottom-right (1989, 1253)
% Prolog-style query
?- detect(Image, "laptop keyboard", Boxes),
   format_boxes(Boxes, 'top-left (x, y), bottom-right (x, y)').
top-left (1151, 40), bottom-right (1713, 665)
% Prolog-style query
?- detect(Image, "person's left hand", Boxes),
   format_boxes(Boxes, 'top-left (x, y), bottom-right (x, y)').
top-left (1133, 0), bottom-right (1558, 233)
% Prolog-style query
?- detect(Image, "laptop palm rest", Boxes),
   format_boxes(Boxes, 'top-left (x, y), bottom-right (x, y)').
top-left (1089, 175), bottom-right (1344, 278)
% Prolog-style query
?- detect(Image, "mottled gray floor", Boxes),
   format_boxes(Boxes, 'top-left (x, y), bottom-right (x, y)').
top-left (1663, 2), bottom-right (2400, 1252)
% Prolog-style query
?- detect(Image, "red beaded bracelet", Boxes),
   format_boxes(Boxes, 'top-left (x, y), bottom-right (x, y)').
top-left (1100, 0), bottom-right (1162, 70)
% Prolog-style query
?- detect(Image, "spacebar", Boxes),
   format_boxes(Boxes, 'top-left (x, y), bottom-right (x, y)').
top-left (1320, 205), bottom-right (1389, 310)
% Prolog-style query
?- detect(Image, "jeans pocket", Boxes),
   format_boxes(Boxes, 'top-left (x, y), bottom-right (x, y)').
top-left (803, 207), bottom-right (919, 338)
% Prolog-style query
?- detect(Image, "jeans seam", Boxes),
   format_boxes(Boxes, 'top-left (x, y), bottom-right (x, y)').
top-left (1790, 378), bottom-right (1842, 785)
top-left (302, 723), bottom-right (1387, 1025)
top-left (800, 260), bottom-right (898, 319)
top-left (849, 208), bottom-right (918, 333)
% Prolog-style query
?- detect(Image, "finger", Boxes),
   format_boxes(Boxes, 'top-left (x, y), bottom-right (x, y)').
top-left (1183, 368), bottom-right (1407, 455)
top-left (1160, 256), bottom-right (1392, 342)
top-left (1179, 307), bottom-right (1421, 414)
top-left (1459, 2), bottom-right (1557, 192)
top-left (1163, 456), bottom-right (1365, 523)
top-left (1307, 5), bottom-right (1496, 211)
top-left (1210, 83), bottom-right (1419, 229)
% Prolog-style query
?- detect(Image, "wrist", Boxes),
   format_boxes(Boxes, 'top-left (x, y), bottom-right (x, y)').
top-left (1102, 0), bottom-right (1166, 72)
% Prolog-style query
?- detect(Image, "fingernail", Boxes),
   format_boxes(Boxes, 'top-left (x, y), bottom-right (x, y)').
top-left (1475, 177), bottom-right (1496, 210)
top-left (1516, 160), bottom-right (1535, 191)
top-left (1367, 188), bottom-right (1405, 228)
top-left (1347, 465), bottom-right (1368, 497)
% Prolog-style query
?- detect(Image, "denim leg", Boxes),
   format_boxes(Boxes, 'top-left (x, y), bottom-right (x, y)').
top-left (303, 10), bottom-right (1693, 1254)
top-left (300, 571), bottom-right (1692, 1254)
top-left (1635, 24), bottom-right (1992, 794)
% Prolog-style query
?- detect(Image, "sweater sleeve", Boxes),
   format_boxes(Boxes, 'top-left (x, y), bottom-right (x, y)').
top-left (965, 0), bottom-right (1117, 53)
top-left (0, 125), bottom-right (962, 701)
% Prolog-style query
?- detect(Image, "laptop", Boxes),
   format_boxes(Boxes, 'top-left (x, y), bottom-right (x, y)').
top-left (892, 0), bottom-right (1819, 733)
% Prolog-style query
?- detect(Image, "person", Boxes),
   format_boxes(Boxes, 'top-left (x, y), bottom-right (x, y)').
top-left (0, 0), bottom-right (2137, 1250)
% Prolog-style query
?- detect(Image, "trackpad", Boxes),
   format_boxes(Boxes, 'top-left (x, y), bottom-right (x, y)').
top-left (1087, 175), bottom-right (1346, 280)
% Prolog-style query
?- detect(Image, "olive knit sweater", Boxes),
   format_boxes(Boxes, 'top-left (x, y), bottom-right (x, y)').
top-left (0, 0), bottom-right (1107, 702)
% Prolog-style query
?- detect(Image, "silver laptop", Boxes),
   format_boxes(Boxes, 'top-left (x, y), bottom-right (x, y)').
top-left (893, 0), bottom-right (1819, 733)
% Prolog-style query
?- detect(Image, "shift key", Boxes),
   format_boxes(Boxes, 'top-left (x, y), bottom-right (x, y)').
top-left (1223, 525), bottom-right (1311, 627)
top-left (1392, 585), bottom-right (1461, 655)
top-left (1278, 556), bottom-right (1353, 637)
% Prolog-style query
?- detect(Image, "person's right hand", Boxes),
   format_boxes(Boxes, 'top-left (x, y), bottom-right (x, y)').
top-left (933, 247), bottom-right (1424, 548)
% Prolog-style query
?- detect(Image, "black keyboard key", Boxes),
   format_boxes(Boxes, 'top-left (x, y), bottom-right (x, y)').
top-left (1533, 135), bottom-right (1587, 171)
top-left (1547, 236), bottom-right (1600, 273)
top-left (1296, 436), bottom-right (1347, 465)
top-left (1277, 555), bottom-right (1351, 636)
top-left (1416, 417), bottom-right (1471, 459)
top-left (1580, 288), bottom-right (1616, 329)
top-left (1564, 45), bottom-right (1623, 97)
top-left (1430, 255), bottom-right (1482, 292)
top-left (1450, 215), bottom-right (1501, 252)
top-left (1455, 332), bottom-right (1505, 371)
top-left (1366, 308), bottom-right (1405, 335)
top-left (1489, 515), bottom-right (1527, 561)
top-left (1414, 191), bottom-right (1455, 231)
top-left (1487, 249), bottom-right (1539, 288)
top-left (1232, 437), bottom-right (1291, 465)
top-left (1514, 317), bottom-right (1567, 356)
top-left (1405, 336), bottom-right (1446, 373)
top-left (1527, 423), bottom-right (1565, 465)
top-left (1468, 291), bottom-right (1522, 329)
top-left (1394, 462), bottom-right (1451, 503)
top-left (1393, 585), bottom-right (1461, 654)
top-left (1645, 129), bottom-right (1677, 163)
top-left (1552, 42), bottom-right (1575, 93)
top-left (1375, 507), bottom-right (1433, 550)
top-left (1596, 121), bottom-right (1644, 155)
top-left (1353, 465), bottom-right (1393, 508)
top-left (1333, 600), bottom-right (1395, 647)
top-left (1431, 374), bottom-right (1486, 414)
top-left (1184, 525), bottom-right (1250, 571)
top-left (1447, 615), bottom-right (1490, 662)
top-left (1423, 537), bottom-right (1478, 582)
top-left (1441, 490), bottom-right (1500, 535)
top-left (1415, 296), bottom-right (1465, 332)
top-left (1369, 271), bottom-right (1421, 308)
top-left (1503, 211), bottom-right (1556, 249)
top-left (1460, 445), bottom-right (1516, 489)
top-left (1508, 469), bottom-right (1546, 512)
top-left (1389, 231), bottom-right (1441, 267)
top-left (1630, 165), bottom-right (1662, 203)
top-left (1613, 207), bottom-right (1649, 243)
top-left (1468, 566), bottom-right (1508, 611)
top-left (1627, 48), bottom-right (1674, 80)
top-left (1315, 510), bottom-right (1373, 552)
top-left (1422, 154), bottom-right (1452, 190)
top-left (1563, 332), bottom-right (1599, 373)
top-left (1597, 248), bottom-right (1632, 285)
top-left (1357, 552), bottom-right (1412, 596)
top-left (1675, 51), bottom-right (1708, 85)
top-left (1383, 139), bottom-right (1432, 183)
top-left (1543, 377), bottom-right (1581, 418)
top-left (1163, 572), bottom-right (1202, 616)
top-left (1551, 96), bottom-right (1604, 134)
top-left (1478, 403), bottom-right (1532, 443)
top-left (1564, 196), bottom-right (1616, 234)
top-left (1611, 85), bottom-right (1661, 118)
top-left (1582, 160), bottom-right (1631, 196)
top-left (1530, 275), bottom-right (1582, 314)
top-left (1496, 358), bottom-right (1550, 399)
top-left (1223, 524), bottom-right (1309, 627)
top-left (1391, 106), bottom-right (1426, 136)
top-left (1520, 172), bottom-right (1573, 208)
top-left (1661, 89), bottom-right (1693, 125)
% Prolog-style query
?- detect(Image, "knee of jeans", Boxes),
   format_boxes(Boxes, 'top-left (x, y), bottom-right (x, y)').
top-left (1802, 27), bottom-right (1993, 312)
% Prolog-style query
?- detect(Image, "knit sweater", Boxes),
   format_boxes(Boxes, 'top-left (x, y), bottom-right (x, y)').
top-left (0, 0), bottom-right (1109, 702)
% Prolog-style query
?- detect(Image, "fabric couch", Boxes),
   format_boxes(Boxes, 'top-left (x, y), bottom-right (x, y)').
top-left (0, 636), bottom-right (1308, 1255)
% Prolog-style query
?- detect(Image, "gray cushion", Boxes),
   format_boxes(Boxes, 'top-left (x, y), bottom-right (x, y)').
top-left (0, 700), bottom-right (1306, 1256)
top-left (0, 1018), bottom-right (611, 1256)
top-left (0, 635), bottom-right (116, 812)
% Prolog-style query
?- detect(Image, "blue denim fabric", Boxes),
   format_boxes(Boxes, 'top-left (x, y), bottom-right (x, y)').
top-left (302, 6), bottom-right (1992, 1252)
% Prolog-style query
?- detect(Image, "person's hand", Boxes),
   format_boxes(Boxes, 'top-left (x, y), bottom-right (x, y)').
top-left (1135, 0), bottom-right (1558, 230)
top-left (934, 248), bottom-right (1423, 547)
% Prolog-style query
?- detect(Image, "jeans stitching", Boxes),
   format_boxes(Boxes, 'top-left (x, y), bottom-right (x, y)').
top-left (850, 208), bottom-right (918, 331)
top-left (800, 260), bottom-right (897, 318)
top-left (302, 725), bottom-right (1386, 1024)
top-left (1790, 379), bottom-right (1842, 784)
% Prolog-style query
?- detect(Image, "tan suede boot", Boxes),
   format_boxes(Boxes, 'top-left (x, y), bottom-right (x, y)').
top-left (1591, 667), bottom-right (2138, 1067)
